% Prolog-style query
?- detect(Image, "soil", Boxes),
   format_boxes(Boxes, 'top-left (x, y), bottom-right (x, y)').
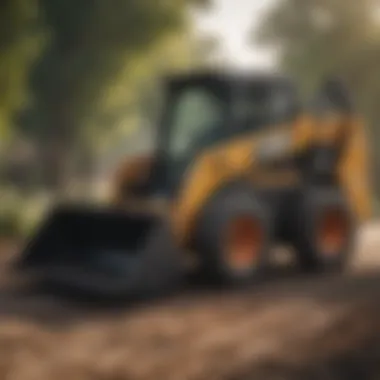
top-left (0, 223), bottom-right (379, 380)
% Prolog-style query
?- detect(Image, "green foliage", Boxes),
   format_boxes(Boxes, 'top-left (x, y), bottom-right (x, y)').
top-left (256, 0), bottom-right (380, 96)
top-left (0, 0), bottom-right (215, 235)
top-left (15, 0), bottom-right (211, 190)
top-left (27, 0), bottom-right (208, 132)
top-left (0, 0), bottom-right (44, 143)
top-left (0, 186), bottom-right (49, 239)
top-left (0, 210), bottom-right (22, 238)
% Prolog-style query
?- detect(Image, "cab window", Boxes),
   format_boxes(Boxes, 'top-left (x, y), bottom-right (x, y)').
top-left (166, 83), bottom-right (228, 160)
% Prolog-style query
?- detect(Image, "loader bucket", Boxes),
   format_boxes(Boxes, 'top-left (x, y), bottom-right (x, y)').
top-left (15, 205), bottom-right (181, 299)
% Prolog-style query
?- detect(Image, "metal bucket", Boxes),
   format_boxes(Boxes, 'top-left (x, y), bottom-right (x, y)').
top-left (15, 204), bottom-right (181, 299)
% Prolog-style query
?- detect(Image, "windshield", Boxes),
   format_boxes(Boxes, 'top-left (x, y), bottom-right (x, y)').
top-left (165, 83), bottom-right (228, 160)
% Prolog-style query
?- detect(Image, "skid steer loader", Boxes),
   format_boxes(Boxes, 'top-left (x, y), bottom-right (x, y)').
top-left (15, 71), bottom-right (372, 299)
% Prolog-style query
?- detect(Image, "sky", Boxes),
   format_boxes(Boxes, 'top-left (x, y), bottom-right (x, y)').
top-left (193, 0), bottom-right (278, 69)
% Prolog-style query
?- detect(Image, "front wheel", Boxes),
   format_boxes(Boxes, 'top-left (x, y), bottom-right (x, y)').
top-left (293, 187), bottom-right (357, 273)
top-left (195, 185), bottom-right (273, 286)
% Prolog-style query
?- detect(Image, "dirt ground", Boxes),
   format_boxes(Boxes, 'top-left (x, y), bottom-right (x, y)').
top-left (1, 223), bottom-right (380, 380)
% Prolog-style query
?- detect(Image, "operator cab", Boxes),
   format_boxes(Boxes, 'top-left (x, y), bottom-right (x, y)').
top-left (158, 72), bottom-right (300, 158)
top-left (149, 71), bottom-right (300, 195)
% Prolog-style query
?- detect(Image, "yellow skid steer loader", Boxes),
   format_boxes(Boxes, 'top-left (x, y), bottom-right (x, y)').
top-left (15, 72), bottom-right (372, 299)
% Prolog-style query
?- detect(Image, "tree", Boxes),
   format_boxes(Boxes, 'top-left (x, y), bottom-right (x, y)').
top-left (256, 0), bottom-right (380, 93)
top-left (0, 0), bottom-right (43, 145)
top-left (20, 0), bottom-right (210, 192)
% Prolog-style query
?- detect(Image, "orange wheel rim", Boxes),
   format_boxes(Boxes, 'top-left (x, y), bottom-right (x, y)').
top-left (226, 216), bottom-right (263, 271)
top-left (317, 209), bottom-right (349, 256)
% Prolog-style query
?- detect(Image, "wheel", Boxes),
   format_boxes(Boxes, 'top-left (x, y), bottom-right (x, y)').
top-left (195, 184), bottom-right (272, 286)
top-left (293, 187), bottom-right (356, 273)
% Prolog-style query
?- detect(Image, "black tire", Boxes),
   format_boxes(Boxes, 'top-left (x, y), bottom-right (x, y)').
top-left (293, 187), bottom-right (357, 273)
top-left (195, 184), bottom-right (273, 286)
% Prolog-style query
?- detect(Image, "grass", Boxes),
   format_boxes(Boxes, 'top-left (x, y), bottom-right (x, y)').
top-left (0, 187), bottom-right (52, 241)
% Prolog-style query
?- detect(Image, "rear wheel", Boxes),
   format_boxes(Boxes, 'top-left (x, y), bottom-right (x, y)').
top-left (196, 185), bottom-right (272, 285)
top-left (294, 187), bottom-right (356, 273)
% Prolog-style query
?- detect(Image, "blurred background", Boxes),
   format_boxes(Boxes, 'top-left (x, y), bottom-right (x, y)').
top-left (0, 0), bottom-right (379, 240)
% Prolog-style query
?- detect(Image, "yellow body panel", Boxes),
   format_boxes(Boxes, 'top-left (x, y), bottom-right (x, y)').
top-left (112, 114), bottom-right (372, 246)
top-left (172, 114), bottom-right (372, 244)
top-left (172, 117), bottom-right (311, 243)
top-left (337, 118), bottom-right (372, 223)
top-left (171, 133), bottom-right (259, 244)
